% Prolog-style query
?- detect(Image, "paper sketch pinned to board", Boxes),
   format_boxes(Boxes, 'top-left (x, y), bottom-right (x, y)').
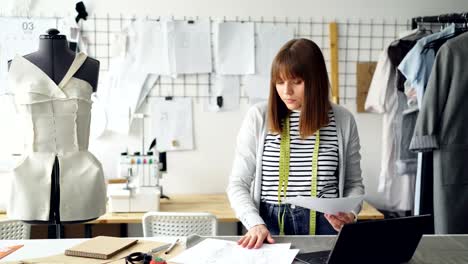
top-left (0, 17), bottom-right (57, 95)
top-left (173, 19), bottom-right (212, 74)
top-left (151, 97), bottom-right (194, 152)
top-left (244, 23), bottom-right (294, 102)
top-left (215, 22), bottom-right (255, 75)
top-left (205, 75), bottom-right (240, 112)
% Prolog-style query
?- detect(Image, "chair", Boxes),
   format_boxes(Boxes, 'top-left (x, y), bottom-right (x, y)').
top-left (142, 212), bottom-right (218, 237)
top-left (0, 220), bottom-right (30, 240)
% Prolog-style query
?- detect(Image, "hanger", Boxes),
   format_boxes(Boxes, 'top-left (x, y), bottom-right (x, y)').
top-left (422, 17), bottom-right (468, 54)
top-left (417, 16), bottom-right (433, 34)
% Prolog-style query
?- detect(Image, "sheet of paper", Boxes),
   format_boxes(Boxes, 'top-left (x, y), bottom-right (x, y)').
top-left (283, 196), bottom-right (365, 214)
top-left (216, 22), bottom-right (255, 75)
top-left (0, 17), bottom-right (57, 95)
top-left (135, 74), bottom-right (159, 113)
top-left (58, 16), bottom-right (88, 53)
top-left (205, 75), bottom-right (240, 112)
top-left (255, 24), bottom-right (294, 74)
top-left (151, 97), bottom-right (194, 152)
top-left (244, 74), bottom-right (270, 101)
top-left (170, 238), bottom-right (298, 264)
top-left (109, 32), bottom-right (127, 58)
top-left (173, 19), bottom-right (212, 74)
top-left (104, 19), bottom-right (176, 134)
top-left (130, 19), bottom-right (177, 77)
top-left (244, 24), bottom-right (294, 101)
top-left (100, 57), bottom-right (138, 134)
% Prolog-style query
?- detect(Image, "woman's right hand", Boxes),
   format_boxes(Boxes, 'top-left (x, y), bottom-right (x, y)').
top-left (237, 224), bottom-right (275, 249)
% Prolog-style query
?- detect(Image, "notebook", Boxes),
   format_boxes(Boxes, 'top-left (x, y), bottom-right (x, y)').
top-left (0, 245), bottom-right (23, 260)
top-left (65, 236), bottom-right (138, 259)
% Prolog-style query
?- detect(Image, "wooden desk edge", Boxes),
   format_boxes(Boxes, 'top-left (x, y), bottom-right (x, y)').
top-left (0, 197), bottom-right (384, 224)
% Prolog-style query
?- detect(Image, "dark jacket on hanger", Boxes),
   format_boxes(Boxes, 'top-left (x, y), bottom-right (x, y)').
top-left (387, 30), bottom-right (431, 92)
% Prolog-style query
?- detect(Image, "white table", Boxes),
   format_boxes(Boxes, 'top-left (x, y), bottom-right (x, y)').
top-left (0, 236), bottom-right (177, 262)
top-left (2, 235), bottom-right (468, 263)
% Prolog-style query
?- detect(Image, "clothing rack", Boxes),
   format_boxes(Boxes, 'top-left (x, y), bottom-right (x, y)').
top-left (411, 13), bottom-right (468, 29)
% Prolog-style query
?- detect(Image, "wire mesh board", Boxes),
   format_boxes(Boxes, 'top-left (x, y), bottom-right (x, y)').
top-left (1, 14), bottom-right (412, 103)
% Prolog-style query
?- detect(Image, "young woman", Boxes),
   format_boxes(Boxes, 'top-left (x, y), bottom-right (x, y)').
top-left (227, 38), bottom-right (365, 249)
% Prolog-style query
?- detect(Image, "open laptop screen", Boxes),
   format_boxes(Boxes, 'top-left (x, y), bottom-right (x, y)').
top-left (296, 215), bottom-right (431, 264)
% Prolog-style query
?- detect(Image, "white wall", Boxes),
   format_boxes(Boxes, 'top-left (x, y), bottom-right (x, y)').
top-left (14, 0), bottom-right (468, 20)
top-left (1, 0), bottom-right (468, 214)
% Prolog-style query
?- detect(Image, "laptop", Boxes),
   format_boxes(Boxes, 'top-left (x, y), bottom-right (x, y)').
top-left (295, 215), bottom-right (431, 264)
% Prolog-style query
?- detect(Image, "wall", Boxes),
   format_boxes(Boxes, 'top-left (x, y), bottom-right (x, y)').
top-left (1, 0), bottom-right (467, 219)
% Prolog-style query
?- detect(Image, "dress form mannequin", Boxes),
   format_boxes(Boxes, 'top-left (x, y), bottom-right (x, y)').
top-left (9, 28), bottom-right (99, 91)
top-left (7, 29), bottom-right (105, 238)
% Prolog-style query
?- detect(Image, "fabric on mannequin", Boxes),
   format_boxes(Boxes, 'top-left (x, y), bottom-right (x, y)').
top-left (6, 52), bottom-right (106, 221)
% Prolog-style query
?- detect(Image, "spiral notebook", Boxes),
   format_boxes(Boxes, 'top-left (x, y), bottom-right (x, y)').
top-left (65, 236), bottom-right (138, 260)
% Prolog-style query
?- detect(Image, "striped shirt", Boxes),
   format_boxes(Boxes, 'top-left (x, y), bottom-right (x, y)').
top-left (261, 110), bottom-right (339, 204)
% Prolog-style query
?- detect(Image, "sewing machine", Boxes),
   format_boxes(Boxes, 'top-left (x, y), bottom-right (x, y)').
top-left (107, 151), bottom-right (164, 213)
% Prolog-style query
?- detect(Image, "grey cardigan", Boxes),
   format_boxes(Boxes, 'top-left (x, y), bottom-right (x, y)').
top-left (227, 102), bottom-right (365, 230)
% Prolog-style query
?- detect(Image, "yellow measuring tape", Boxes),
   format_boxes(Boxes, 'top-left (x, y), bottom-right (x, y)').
top-left (278, 115), bottom-right (320, 235)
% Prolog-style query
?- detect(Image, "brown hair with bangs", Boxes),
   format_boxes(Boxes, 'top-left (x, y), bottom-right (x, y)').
top-left (268, 38), bottom-right (331, 138)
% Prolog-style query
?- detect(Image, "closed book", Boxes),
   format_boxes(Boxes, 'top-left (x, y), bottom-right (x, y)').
top-left (65, 236), bottom-right (138, 259)
top-left (0, 245), bottom-right (23, 260)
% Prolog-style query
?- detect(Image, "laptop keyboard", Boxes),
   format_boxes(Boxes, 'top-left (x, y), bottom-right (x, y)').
top-left (295, 250), bottom-right (331, 264)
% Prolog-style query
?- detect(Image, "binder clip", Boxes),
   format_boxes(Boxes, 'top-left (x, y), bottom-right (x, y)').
top-left (216, 96), bottom-right (223, 108)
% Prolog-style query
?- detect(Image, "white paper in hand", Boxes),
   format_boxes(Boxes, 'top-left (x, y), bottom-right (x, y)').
top-left (283, 196), bottom-right (364, 215)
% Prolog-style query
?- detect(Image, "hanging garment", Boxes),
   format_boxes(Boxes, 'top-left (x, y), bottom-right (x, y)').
top-left (6, 52), bottom-right (106, 221)
top-left (365, 30), bottom-right (417, 211)
top-left (396, 108), bottom-right (418, 175)
top-left (398, 24), bottom-right (455, 109)
top-left (387, 29), bottom-right (431, 92)
top-left (410, 32), bottom-right (468, 234)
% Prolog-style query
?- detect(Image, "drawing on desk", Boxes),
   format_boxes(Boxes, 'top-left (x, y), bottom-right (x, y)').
top-left (170, 238), bottom-right (299, 264)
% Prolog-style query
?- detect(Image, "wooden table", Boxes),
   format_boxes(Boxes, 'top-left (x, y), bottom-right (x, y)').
top-left (0, 194), bottom-right (383, 236)
top-left (89, 194), bottom-right (383, 223)
top-left (89, 194), bottom-right (239, 224)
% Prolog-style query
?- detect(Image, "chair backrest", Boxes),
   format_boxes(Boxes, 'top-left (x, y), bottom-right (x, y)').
top-left (142, 212), bottom-right (218, 237)
top-left (0, 220), bottom-right (30, 240)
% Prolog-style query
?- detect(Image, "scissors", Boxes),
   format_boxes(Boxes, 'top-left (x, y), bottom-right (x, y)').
top-left (124, 244), bottom-right (171, 264)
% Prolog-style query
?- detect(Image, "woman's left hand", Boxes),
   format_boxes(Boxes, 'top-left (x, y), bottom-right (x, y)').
top-left (324, 212), bottom-right (356, 232)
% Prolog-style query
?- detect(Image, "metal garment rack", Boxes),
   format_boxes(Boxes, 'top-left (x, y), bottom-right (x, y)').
top-left (411, 13), bottom-right (468, 30)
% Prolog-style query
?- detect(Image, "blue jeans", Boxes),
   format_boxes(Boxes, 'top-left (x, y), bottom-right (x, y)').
top-left (260, 201), bottom-right (337, 235)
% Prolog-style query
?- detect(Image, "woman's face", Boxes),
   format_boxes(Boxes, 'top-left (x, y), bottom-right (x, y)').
top-left (275, 77), bottom-right (305, 110)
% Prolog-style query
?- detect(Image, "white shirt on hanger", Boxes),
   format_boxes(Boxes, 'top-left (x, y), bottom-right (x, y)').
top-left (365, 30), bottom-right (418, 212)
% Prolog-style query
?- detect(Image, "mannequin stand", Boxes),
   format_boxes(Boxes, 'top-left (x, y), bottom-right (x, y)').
top-left (50, 157), bottom-right (63, 239)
